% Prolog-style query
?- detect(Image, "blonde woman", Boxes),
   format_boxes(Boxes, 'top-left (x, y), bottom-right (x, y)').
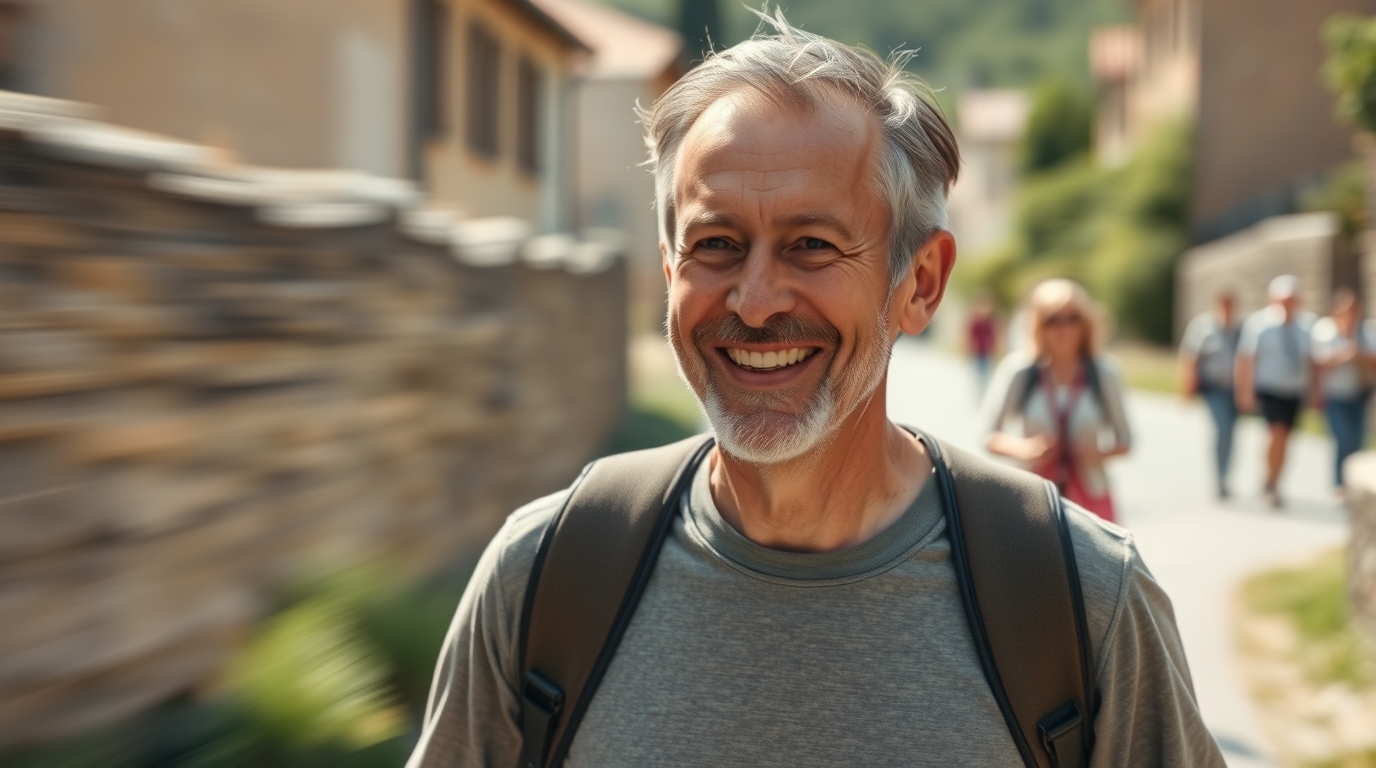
top-left (982, 279), bottom-right (1132, 521)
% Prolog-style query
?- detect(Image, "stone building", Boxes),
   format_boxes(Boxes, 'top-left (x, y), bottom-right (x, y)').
top-left (532, 0), bottom-right (683, 330)
top-left (0, 87), bottom-right (627, 747)
top-left (1093, 0), bottom-right (1376, 242)
top-left (1093, 0), bottom-right (1376, 334)
top-left (947, 89), bottom-right (1030, 258)
top-left (3, 0), bottom-right (589, 233)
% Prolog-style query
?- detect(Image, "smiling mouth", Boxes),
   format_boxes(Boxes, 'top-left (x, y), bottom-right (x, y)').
top-left (724, 347), bottom-right (817, 371)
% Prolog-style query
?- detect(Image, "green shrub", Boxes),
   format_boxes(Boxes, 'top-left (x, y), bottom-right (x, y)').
top-left (1324, 14), bottom-right (1376, 133)
top-left (959, 119), bottom-right (1192, 344)
top-left (1019, 81), bottom-right (1094, 175)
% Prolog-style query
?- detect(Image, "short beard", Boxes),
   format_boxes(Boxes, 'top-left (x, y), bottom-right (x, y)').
top-left (670, 308), bottom-right (894, 466)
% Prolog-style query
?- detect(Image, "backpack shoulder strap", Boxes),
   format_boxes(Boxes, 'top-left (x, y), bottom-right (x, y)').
top-left (922, 433), bottom-right (1096, 768)
top-left (517, 434), bottom-right (714, 768)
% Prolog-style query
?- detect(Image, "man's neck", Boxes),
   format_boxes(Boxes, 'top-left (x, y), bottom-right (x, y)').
top-left (708, 382), bottom-right (932, 553)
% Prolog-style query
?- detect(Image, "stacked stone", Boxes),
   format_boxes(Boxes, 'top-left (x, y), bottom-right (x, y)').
top-left (0, 91), bottom-right (626, 746)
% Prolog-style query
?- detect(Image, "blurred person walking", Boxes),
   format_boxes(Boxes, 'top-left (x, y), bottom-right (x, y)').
top-left (1311, 287), bottom-right (1375, 492)
top-left (1235, 275), bottom-right (1315, 508)
top-left (984, 279), bottom-right (1132, 522)
top-left (1178, 290), bottom-right (1241, 498)
top-left (408, 13), bottom-right (1221, 768)
top-left (966, 290), bottom-right (998, 392)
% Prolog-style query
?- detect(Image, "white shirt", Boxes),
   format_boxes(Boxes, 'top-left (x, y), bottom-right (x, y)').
top-left (1179, 312), bottom-right (1239, 389)
top-left (1310, 316), bottom-right (1376, 400)
top-left (1237, 305), bottom-right (1315, 396)
top-left (982, 351), bottom-right (1132, 499)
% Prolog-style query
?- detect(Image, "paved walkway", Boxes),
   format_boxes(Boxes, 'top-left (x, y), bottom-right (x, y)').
top-left (886, 339), bottom-right (1350, 767)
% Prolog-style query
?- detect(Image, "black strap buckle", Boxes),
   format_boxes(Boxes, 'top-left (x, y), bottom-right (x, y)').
top-left (1038, 700), bottom-right (1085, 768)
top-left (519, 669), bottom-right (564, 768)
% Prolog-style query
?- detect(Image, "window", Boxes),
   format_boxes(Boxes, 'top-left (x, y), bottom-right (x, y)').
top-left (466, 20), bottom-right (501, 159)
top-left (418, 0), bottom-right (449, 139)
top-left (516, 56), bottom-right (542, 176)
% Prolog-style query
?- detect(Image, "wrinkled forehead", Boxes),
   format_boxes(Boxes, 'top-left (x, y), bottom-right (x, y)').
top-left (672, 89), bottom-right (883, 215)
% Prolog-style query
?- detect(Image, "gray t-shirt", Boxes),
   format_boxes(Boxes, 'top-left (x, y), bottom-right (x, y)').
top-left (1238, 305), bottom-right (1316, 396)
top-left (407, 457), bottom-right (1225, 768)
top-left (1179, 312), bottom-right (1239, 390)
top-left (1311, 316), bottom-right (1376, 400)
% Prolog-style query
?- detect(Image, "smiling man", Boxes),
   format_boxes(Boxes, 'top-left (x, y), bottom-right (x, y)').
top-left (408, 13), bottom-right (1223, 768)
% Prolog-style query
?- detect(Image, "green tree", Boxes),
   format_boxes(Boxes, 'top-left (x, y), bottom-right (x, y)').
top-left (1018, 80), bottom-right (1094, 174)
top-left (1323, 14), bottom-right (1376, 132)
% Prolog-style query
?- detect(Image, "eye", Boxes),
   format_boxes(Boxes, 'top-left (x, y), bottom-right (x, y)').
top-left (801, 237), bottom-right (833, 250)
top-left (700, 236), bottom-right (734, 251)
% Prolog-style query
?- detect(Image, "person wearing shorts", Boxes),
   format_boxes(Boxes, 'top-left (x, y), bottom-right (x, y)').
top-left (1235, 275), bottom-right (1315, 507)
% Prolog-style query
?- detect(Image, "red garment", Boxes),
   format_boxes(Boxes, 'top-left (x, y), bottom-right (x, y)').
top-left (967, 315), bottom-right (996, 357)
top-left (1030, 365), bottom-right (1117, 523)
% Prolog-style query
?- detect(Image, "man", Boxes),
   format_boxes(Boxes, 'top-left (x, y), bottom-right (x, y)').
top-left (1235, 275), bottom-right (1315, 508)
top-left (1179, 290), bottom-right (1241, 499)
top-left (408, 14), bottom-right (1223, 767)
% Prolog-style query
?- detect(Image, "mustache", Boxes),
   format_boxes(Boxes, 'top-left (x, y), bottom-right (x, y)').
top-left (693, 314), bottom-right (840, 347)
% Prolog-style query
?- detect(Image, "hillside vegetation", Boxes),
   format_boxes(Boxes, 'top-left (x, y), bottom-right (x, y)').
top-left (598, 0), bottom-right (1127, 93)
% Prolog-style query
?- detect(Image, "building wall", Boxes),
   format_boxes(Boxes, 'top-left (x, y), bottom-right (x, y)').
top-left (0, 104), bottom-right (625, 747)
top-left (422, 0), bottom-right (577, 232)
top-left (1175, 213), bottom-right (1346, 338)
top-left (20, 0), bottom-right (409, 176)
top-left (576, 77), bottom-right (664, 328)
top-left (1191, 0), bottom-right (1376, 242)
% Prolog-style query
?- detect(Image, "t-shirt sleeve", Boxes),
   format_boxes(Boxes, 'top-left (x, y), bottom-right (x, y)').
top-left (1362, 320), bottom-right (1376, 353)
top-left (1179, 314), bottom-right (1207, 359)
top-left (406, 493), bottom-right (566, 768)
top-left (980, 352), bottom-right (1031, 438)
top-left (1310, 318), bottom-right (1338, 362)
top-left (1088, 538), bottom-right (1225, 768)
top-left (1237, 314), bottom-right (1263, 357)
top-left (1095, 357), bottom-right (1132, 450)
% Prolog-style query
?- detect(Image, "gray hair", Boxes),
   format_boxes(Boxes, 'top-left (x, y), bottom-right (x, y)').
top-left (640, 8), bottom-right (961, 288)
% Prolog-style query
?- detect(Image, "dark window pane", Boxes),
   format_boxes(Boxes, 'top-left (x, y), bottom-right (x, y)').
top-left (466, 20), bottom-right (500, 158)
top-left (516, 56), bottom-right (542, 176)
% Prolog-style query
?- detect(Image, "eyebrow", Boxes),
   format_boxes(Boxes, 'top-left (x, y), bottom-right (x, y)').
top-left (778, 212), bottom-right (853, 238)
top-left (679, 211), bottom-right (738, 231)
top-left (679, 211), bottom-right (854, 239)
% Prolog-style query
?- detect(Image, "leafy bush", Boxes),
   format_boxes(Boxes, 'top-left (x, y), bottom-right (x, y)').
top-left (957, 120), bottom-right (1193, 344)
top-left (0, 566), bottom-right (467, 768)
top-left (1019, 81), bottom-right (1094, 175)
top-left (1324, 14), bottom-right (1376, 133)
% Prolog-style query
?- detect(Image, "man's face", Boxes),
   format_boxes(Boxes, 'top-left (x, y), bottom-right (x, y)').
top-left (1278, 294), bottom-right (1298, 319)
top-left (663, 91), bottom-right (900, 464)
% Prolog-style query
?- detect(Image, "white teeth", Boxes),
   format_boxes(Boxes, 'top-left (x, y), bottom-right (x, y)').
top-left (726, 347), bottom-right (815, 371)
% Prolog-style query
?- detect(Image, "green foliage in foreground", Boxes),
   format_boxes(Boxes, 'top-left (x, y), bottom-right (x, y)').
top-left (0, 568), bottom-right (466, 768)
top-left (958, 120), bottom-right (1192, 344)
top-left (1325, 14), bottom-right (1376, 133)
top-left (1243, 549), bottom-right (1375, 690)
top-left (597, 0), bottom-right (1127, 94)
top-left (1020, 81), bottom-right (1094, 175)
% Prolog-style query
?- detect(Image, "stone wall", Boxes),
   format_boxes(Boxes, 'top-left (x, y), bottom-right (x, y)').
top-left (1174, 212), bottom-right (1354, 340)
top-left (1342, 454), bottom-right (1376, 647)
top-left (0, 91), bottom-right (626, 746)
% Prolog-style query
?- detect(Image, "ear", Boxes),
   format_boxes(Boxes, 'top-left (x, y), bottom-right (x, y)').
top-left (661, 240), bottom-right (673, 286)
top-left (895, 230), bottom-right (957, 336)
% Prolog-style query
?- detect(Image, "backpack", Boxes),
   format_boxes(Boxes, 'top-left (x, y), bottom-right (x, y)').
top-left (1014, 358), bottom-right (1104, 415)
top-left (516, 432), bottom-right (1096, 768)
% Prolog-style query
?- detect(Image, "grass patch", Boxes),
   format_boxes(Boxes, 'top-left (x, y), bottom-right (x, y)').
top-left (1242, 550), bottom-right (1375, 690)
top-left (0, 566), bottom-right (467, 768)
top-left (1236, 549), bottom-right (1376, 767)
top-left (601, 334), bottom-right (703, 455)
top-left (1110, 341), bottom-right (1178, 394)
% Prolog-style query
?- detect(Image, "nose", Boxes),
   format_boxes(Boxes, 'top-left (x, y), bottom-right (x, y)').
top-left (725, 246), bottom-right (795, 327)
